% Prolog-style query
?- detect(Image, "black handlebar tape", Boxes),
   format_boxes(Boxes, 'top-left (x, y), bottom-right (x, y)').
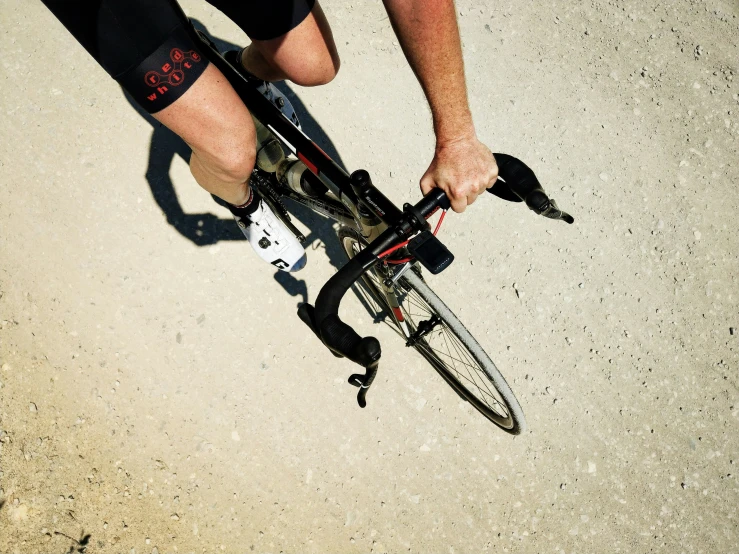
top-left (297, 303), bottom-right (343, 358)
top-left (320, 314), bottom-right (381, 367)
top-left (315, 250), bottom-right (375, 320)
top-left (312, 249), bottom-right (382, 365)
top-left (489, 153), bottom-right (574, 224)
top-left (419, 188), bottom-right (451, 212)
top-left (491, 153), bottom-right (542, 205)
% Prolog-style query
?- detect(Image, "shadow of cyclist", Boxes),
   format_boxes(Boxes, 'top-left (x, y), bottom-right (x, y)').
top-left (122, 21), bottom-right (354, 305)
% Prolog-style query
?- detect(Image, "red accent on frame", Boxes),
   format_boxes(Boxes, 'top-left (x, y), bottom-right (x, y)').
top-left (392, 307), bottom-right (404, 322)
top-left (298, 152), bottom-right (318, 176)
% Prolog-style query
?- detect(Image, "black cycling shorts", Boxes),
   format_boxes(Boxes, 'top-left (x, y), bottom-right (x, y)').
top-left (41, 0), bottom-right (316, 113)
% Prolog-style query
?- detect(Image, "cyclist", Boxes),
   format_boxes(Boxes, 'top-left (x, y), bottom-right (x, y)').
top-left (41, 0), bottom-right (499, 271)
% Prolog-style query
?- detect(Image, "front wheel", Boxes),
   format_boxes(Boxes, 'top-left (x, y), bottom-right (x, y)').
top-left (339, 227), bottom-right (526, 434)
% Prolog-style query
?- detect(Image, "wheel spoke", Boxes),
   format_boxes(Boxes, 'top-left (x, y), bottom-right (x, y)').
top-left (439, 326), bottom-right (501, 404)
top-left (432, 328), bottom-right (508, 414)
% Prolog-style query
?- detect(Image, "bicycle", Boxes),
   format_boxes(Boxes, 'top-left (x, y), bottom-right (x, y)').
top-left (188, 18), bottom-right (574, 436)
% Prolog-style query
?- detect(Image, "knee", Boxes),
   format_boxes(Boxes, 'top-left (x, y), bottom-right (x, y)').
top-left (289, 49), bottom-right (340, 87)
top-left (198, 131), bottom-right (256, 185)
top-left (218, 146), bottom-right (256, 185)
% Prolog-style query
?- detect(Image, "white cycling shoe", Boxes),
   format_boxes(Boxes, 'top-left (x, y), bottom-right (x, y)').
top-left (234, 198), bottom-right (307, 272)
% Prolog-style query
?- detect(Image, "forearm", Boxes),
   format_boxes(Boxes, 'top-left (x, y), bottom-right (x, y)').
top-left (383, 0), bottom-right (474, 144)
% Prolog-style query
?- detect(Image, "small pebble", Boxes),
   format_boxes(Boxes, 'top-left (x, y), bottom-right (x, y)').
top-left (29, 402), bottom-right (38, 413)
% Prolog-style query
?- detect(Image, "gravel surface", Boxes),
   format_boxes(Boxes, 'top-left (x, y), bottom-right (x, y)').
top-left (1, 0), bottom-right (737, 552)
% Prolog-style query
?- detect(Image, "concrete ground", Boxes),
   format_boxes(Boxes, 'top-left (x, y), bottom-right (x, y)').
top-left (1, 0), bottom-right (737, 552)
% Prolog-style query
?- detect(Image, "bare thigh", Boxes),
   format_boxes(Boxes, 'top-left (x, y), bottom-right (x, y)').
top-left (245, 2), bottom-right (340, 85)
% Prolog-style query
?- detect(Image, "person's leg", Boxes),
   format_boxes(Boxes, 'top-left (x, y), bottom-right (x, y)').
top-left (42, 0), bottom-right (308, 270)
top-left (207, 0), bottom-right (340, 86)
top-left (151, 63), bottom-right (255, 207)
top-left (41, 0), bottom-right (256, 207)
top-left (241, 2), bottom-right (341, 86)
top-left (145, 0), bottom-right (343, 205)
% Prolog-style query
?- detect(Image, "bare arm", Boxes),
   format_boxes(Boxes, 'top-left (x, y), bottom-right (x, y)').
top-left (382, 0), bottom-right (497, 212)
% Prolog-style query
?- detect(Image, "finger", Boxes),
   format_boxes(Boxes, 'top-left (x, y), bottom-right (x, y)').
top-left (486, 166), bottom-right (499, 189)
top-left (419, 174), bottom-right (435, 196)
top-left (488, 157), bottom-right (500, 188)
top-left (450, 196), bottom-right (467, 213)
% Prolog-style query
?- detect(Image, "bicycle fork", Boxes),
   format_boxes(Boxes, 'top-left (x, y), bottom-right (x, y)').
top-left (379, 264), bottom-right (413, 338)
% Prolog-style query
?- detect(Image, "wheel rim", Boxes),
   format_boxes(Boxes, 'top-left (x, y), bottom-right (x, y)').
top-left (341, 232), bottom-right (514, 429)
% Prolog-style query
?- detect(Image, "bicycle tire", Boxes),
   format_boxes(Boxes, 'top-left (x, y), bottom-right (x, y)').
top-left (338, 227), bottom-right (526, 434)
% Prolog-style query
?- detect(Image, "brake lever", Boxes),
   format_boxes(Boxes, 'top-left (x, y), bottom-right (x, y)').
top-left (348, 363), bottom-right (378, 408)
top-left (489, 153), bottom-right (574, 224)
